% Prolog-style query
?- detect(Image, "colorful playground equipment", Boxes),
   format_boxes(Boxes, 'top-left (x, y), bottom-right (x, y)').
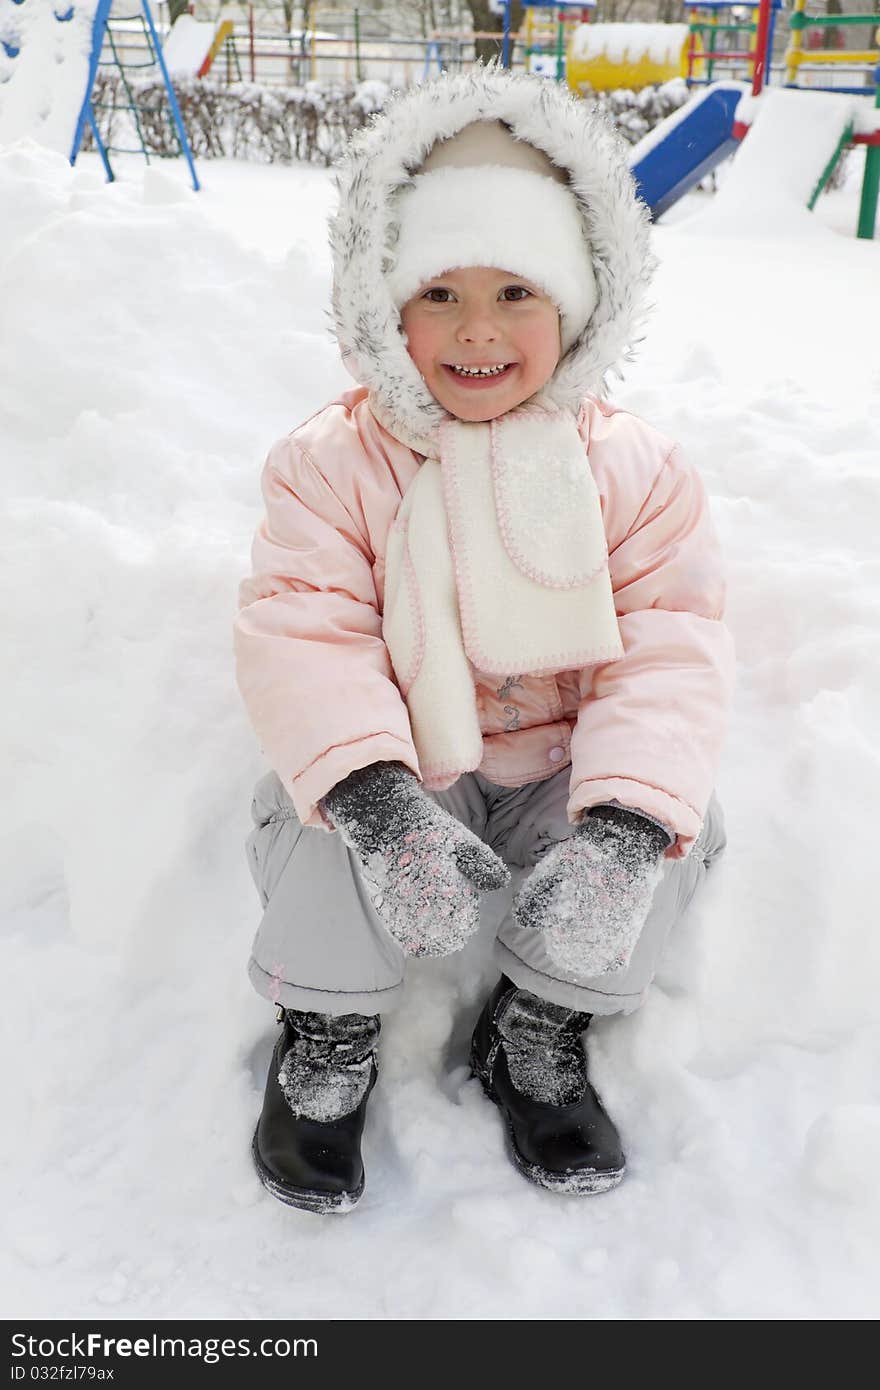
top-left (684, 1), bottom-right (784, 88)
top-left (514, 1), bottom-right (783, 96)
top-left (522, 2), bottom-right (594, 82)
top-left (2, 2), bottom-right (878, 237)
top-left (626, 80), bottom-right (746, 219)
top-left (628, 0), bottom-right (880, 238)
top-left (511, 0), bottom-right (783, 95)
top-left (782, 0), bottom-right (879, 237)
top-left (567, 22), bottom-right (700, 94)
top-left (162, 14), bottom-right (238, 81)
top-left (0, 0), bottom-right (199, 189)
top-left (784, 0), bottom-right (879, 95)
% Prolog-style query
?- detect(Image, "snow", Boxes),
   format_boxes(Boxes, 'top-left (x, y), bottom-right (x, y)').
top-left (497, 990), bottom-right (591, 1107)
top-left (322, 764), bottom-right (511, 959)
top-left (161, 14), bottom-right (216, 78)
top-left (276, 1013), bottom-right (379, 1124)
top-left (738, 90), bottom-right (880, 141)
top-left (700, 88), bottom-right (861, 235)
top-left (514, 816), bottom-right (666, 978)
top-left (1, 116), bottom-right (879, 1319)
top-left (571, 22), bottom-right (691, 67)
top-left (0, 0), bottom-right (99, 156)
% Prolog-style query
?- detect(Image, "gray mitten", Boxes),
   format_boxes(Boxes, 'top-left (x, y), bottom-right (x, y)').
top-left (513, 806), bottom-right (671, 978)
top-left (320, 762), bottom-right (510, 957)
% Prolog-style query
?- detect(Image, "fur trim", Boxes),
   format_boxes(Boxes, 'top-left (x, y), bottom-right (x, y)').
top-left (329, 63), bottom-right (657, 442)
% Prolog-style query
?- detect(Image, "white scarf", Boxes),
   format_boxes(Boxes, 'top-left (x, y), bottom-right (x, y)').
top-left (371, 394), bottom-right (623, 786)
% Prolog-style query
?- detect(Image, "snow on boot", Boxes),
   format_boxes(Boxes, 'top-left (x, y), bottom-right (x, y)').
top-left (320, 760), bottom-right (510, 957)
top-left (252, 1007), bottom-right (379, 1213)
top-left (470, 976), bottom-right (625, 1195)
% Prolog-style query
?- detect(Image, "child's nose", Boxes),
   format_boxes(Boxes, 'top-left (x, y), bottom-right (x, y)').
top-left (456, 308), bottom-right (500, 343)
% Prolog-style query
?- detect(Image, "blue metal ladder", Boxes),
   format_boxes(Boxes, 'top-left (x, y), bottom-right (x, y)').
top-left (73, 0), bottom-right (200, 190)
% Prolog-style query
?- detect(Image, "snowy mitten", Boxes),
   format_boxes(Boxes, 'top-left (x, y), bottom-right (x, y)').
top-left (320, 762), bottom-right (510, 957)
top-left (513, 807), bottom-right (672, 978)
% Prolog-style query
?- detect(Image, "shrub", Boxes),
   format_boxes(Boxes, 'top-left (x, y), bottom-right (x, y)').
top-left (84, 73), bottom-right (390, 166)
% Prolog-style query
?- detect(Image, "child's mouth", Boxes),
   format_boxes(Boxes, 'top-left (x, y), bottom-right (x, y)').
top-left (443, 363), bottom-right (516, 388)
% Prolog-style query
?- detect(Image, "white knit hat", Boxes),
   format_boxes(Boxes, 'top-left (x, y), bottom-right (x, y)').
top-left (385, 120), bottom-right (598, 354)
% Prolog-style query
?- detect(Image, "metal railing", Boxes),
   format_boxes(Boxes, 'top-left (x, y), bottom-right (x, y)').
top-left (101, 19), bottom-right (520, 88)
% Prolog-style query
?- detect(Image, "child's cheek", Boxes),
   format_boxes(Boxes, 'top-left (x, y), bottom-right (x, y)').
top-left (399, 312), bottom-right (431, 375)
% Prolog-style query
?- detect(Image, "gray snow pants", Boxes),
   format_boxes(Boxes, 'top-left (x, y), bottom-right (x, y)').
top-left (244, 767), bottom-right (726, 1018)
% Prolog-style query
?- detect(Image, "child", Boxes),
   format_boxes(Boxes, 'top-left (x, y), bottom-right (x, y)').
top-left (234, 66), bottom-right (734, 1213)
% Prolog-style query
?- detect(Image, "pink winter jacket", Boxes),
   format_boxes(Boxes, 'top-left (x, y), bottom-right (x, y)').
top-left (234, 386), bottom-right (735, 860)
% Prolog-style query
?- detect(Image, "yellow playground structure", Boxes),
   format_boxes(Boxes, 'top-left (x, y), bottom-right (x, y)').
top-left (522, 3), bottom-right (595, 81)
top-left (566, 22), bottom-right (703, 93)
top-left (522, 2), bottom-right (788, 95)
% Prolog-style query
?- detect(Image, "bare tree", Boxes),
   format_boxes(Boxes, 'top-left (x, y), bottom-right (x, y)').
top-left (824, 0), bottom-right (879, 49)
top-left (463, 1), bottom-right (524, 65)
top-left (377, 1), bottom-right (469, 41)
top-left (592, 0), bottom-right (644, 20)
top-left (825, 0), bottom-right (843, 49)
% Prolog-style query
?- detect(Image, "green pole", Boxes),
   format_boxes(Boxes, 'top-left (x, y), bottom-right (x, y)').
top-left (556, 15), bottom-right (564, 82)
top-left (857, 80), bottom-right (880, 240)
top-left (858, 143), bottom-right (880, 240)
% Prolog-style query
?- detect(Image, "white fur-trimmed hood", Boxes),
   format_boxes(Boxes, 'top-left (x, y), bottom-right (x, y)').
top-left (328, 63), bottom-right (657, 441)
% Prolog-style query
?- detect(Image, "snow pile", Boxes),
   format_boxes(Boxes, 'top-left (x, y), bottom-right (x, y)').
top-left (1, 134), bottom-right (879, 1318)
top-left (0, 0), bottom-right (98, 155)
top-left (699, 88), bottom-right (860, 236)
top-left (0, 139), bottom-right (343, 953)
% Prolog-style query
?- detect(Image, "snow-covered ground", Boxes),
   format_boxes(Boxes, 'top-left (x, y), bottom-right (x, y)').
top-left (2, 135), bottom-right (879, 1320)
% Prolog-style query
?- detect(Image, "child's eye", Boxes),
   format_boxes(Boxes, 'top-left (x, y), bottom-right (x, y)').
top-left (422, 287), bottom-right (454, 303)
top-left (500, 285), bottom-right (532, 302)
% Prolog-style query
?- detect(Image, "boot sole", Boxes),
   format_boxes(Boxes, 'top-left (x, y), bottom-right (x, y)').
top-left (470, 1042), bottom-right (625, 1196)
top-left (251, 1128), bottom-right (365, 1214)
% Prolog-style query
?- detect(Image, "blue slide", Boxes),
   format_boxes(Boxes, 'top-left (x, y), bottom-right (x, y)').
top-left (630, 81), bottom-right (748, 220)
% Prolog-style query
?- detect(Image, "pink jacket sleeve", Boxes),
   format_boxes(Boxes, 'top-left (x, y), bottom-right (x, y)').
top-left (234, 435), bottom-right (420, 829)
top-left (567, 442), bottom-right (735, 859)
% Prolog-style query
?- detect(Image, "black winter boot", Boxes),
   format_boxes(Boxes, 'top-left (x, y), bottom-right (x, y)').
top-left (470, 976), bottom-right (625, 1194)
top-left (252, 1007), bottom-right (379, 1213)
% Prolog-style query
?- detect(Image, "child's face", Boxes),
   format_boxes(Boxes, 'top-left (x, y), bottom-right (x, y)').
top-left (400, 267), bottom-right (561, 422)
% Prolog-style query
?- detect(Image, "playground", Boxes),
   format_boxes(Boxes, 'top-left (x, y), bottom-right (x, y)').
top-left (1, 2), bottom-right (877, 231)
top-left (1, 1), bottom-right (879, 1325)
